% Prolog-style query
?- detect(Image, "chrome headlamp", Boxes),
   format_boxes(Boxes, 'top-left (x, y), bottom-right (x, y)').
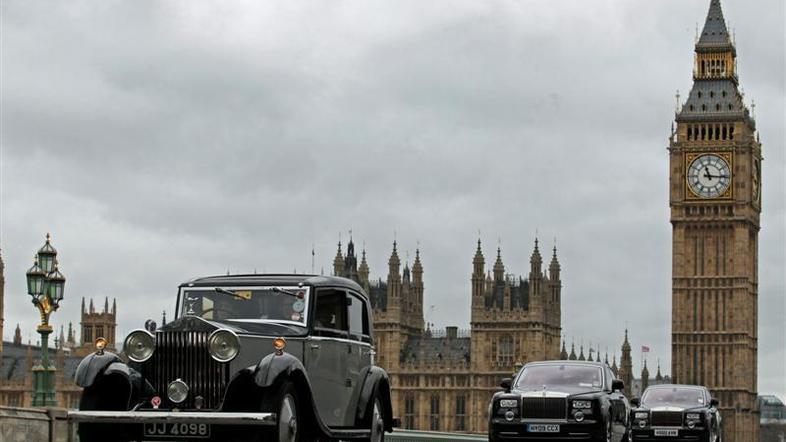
top-left (208, 329), bottom-right (240, 362)
top-left (124, 330), bottom-right (155, 362)
top-left (572, 400), bottom-right (592, 410)
top-left (499, 399), bottom-right (518, 409)
top-left (635, 412), bottom-right (649, 420)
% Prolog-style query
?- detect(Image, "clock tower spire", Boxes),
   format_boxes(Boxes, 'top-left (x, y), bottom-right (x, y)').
top-left (670, 1), bottom-right (761, 441)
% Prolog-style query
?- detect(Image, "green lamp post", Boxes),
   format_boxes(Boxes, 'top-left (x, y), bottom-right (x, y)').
top-left (25, 233), bottom-right (66, 407)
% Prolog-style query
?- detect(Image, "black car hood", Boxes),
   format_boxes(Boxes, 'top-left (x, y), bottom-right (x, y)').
top-left (513, 385), bottom-right (607, 397)
top-left (635, 404), bottom-right (709, 412)
top-left (161, 315), bottom-right (307, 336)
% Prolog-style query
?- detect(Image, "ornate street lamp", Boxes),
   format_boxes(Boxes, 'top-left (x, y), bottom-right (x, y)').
top-left (25, 233), bottom-right (66, 407)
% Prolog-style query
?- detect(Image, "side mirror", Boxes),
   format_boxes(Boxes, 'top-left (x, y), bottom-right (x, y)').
top-left (631, 397), bottom-right (641, 407)
top-left (710, 398), bottom-right (719, 407)
top-left (612, 379), bottom-right (625, 392)
top-left (500, 378), bottom-right (512, 392)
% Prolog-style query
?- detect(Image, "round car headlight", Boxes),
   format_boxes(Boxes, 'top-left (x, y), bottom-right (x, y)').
top-left (574, 411), bottom-right (585, 422)
top-left (124, 330), bottom-right (155, 362)
top-left (167, 379), bottom-right (189, 404)
top-left (687, 420), bottom-right (696, 429)
top-left (505, 410), bottom-right (515, 421)
top-left (208, 329), bottom-right (240, 362)
top-left (639, 420), bottom-right (647, 428)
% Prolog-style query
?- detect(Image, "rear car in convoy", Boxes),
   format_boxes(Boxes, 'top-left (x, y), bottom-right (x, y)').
top-left (630, 384), bottom-right (721, 442)
top-left (70, 274), bottom-right (395, 442)
top-left (488, 360), bottom-right (631, 441)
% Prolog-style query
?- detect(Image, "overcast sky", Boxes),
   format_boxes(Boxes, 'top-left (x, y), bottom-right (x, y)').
top-left (1, 0), bottom-right (784, 396)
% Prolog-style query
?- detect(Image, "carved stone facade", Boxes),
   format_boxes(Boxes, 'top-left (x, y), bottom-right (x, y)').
top-left (669, 1), bottom-right (761, 441)
top-left (334, 237), bottom-right (561, 433)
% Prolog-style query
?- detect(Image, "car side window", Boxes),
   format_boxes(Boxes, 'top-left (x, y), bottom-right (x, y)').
top-left (347, 293), bottom-right (370, 343)
top-left (313, 288), bottom-right (348, 337)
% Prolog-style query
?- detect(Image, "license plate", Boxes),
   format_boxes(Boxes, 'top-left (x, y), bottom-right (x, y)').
top-left (527, 424), bottom-right (560, 433)
top-left (143, 423), bottom-right (211, 439)
top-left (654, 428), bottom-right (679, 436)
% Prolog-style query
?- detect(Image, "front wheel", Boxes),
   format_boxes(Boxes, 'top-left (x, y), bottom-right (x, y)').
top-left (270, 381), bottom-right (303, 442)
top-left (364, 397), bottom-right (385, 442)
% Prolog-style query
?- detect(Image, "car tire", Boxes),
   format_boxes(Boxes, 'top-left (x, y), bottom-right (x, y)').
top-left (268, 381), bottom-right (303, 442)
top-left (603, 417), bottom-right (613, 442)
top-left (361, 396), bottom-right (385, 442)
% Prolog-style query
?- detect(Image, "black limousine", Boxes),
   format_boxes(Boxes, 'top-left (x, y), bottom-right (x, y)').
top-left (631, 384), bottom-right (721, 442)
top-left (489, 360), bottom-right (631, 441)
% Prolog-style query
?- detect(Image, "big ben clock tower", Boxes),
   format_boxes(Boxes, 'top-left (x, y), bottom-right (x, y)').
top-left (670, 1), bottom-right (761, 441)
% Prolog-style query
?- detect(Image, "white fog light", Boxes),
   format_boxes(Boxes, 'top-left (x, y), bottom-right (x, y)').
top-left (505, 410), bottom-right (515, 421)
top-left (167, 379), bottom-right (189, 404)
top-left (574, 411), bottom-right (585, 422)
top-left (124, 330), bottom-right (155, 362)
top-left (639, 420), bottom-right (647, 428)
top-left (208, 329), bottom-right (240, 362)
top-left (688, 420), bottom-right (696, 429)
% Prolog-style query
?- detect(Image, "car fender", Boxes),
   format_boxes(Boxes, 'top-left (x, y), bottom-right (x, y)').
top-left (74, 351), bottom-right (122, 388)
top-left (253, 351), bottom-right (308, 388)
top-left (355, 366), bottom-right (393, 431)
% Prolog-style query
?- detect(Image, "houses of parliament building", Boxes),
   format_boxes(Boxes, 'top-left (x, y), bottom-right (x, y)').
top-left (334, 236), bottom-right (564, 433)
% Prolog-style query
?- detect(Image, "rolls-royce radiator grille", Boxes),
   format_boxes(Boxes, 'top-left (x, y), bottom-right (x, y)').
top-left (146, 331), bottom-right (229, 410)
top-left (521, 398), bottom-right (567, 419)
top-left (651, 411), bottom-right (684, 427)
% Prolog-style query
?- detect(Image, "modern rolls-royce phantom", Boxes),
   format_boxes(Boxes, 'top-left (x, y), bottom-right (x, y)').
top-left (488, 360), bottom-right (631, 441)
top-left (630, 384), bottom-right (721, 442)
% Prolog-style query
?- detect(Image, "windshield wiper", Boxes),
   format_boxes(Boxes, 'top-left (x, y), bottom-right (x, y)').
top-left (271, 287), bottom-right (302, 298)
top-left (215, 287), bottom-right (240, 297)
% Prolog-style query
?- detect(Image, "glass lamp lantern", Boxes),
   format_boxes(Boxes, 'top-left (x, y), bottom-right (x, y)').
top-left (47, 266), bottom-right (66, 304)
top-left (37, 234), bottom-right (57, 274)
top-left (26, 259), bottom-right (46, 298)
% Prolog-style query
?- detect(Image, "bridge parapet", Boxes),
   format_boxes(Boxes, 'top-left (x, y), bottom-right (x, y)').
top-left (388, 429), bottom-right (487, 441)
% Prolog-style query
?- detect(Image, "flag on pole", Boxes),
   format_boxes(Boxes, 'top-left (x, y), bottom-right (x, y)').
top-left (641, 346), bottom-right (650, 353)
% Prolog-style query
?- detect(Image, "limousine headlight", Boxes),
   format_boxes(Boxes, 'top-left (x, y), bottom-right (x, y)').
top-left (635, 412), bottom-right (650, 420)
top-left (686, 413), bottom-right (700, 421)
top-left (572, 400), bottom-right (592, 410)
top-left (124, 330), bottom-right (155, 362)
top-left (208, 329), bottom-right (239, 362)
top-left (499, 399), bottom-right (518, 409)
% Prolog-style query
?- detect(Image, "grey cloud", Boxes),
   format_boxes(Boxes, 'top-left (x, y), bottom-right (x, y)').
top-left (1, 0), bottom-right (783, 396)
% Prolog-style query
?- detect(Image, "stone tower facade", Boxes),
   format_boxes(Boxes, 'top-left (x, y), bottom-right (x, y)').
top-left (77, 297), bottom-right (117, 356)
top-left (0, 248), bottom-right (4, 356)
top-left (669, 1), bottom-right (761, 440)
top-left (618, 329), bottom-right (633, 398)
top-left (334, 237), bottom-right (561, 433)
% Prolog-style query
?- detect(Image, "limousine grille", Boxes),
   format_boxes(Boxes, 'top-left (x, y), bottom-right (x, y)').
top-left (521, 398), bottom-right (567, 419)
top-left (145, 331), bottom-right (229, 410)
top-left (651, 411), bottom-right (684, 427)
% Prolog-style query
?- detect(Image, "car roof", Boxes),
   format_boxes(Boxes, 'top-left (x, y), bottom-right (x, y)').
top-left (645, 384), bottom-right (708, 391)
top-left (180, 274), bottom-right (367, 298)
top-left (525, 360), bottom-right (609, 367)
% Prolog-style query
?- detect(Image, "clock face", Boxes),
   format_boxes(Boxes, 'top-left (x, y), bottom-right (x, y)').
top-left (687, 154), bottom-right (731, 198)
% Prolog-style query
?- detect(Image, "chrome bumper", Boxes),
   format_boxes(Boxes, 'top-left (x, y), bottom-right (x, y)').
top-left (67, 410), bottom-right (277, 426)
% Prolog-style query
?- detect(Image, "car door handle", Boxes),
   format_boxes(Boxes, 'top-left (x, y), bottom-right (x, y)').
top-left (309, 343), bottom-right (321, 350)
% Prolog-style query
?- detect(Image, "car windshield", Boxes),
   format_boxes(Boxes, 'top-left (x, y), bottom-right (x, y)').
top-left (180, 287), bottom-right (309, 326)
top-left (515, 364), bottom-right (604, 389)
top-left (642, 388), bottom-right (705, 408)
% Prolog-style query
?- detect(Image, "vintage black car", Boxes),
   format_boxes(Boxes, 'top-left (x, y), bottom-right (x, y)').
top-left (630, 384), bottom-right (721, 442)
top-left (70, 274), bottom-right (395, 442)
top-left (488, 360), bottom-right (631, 441)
